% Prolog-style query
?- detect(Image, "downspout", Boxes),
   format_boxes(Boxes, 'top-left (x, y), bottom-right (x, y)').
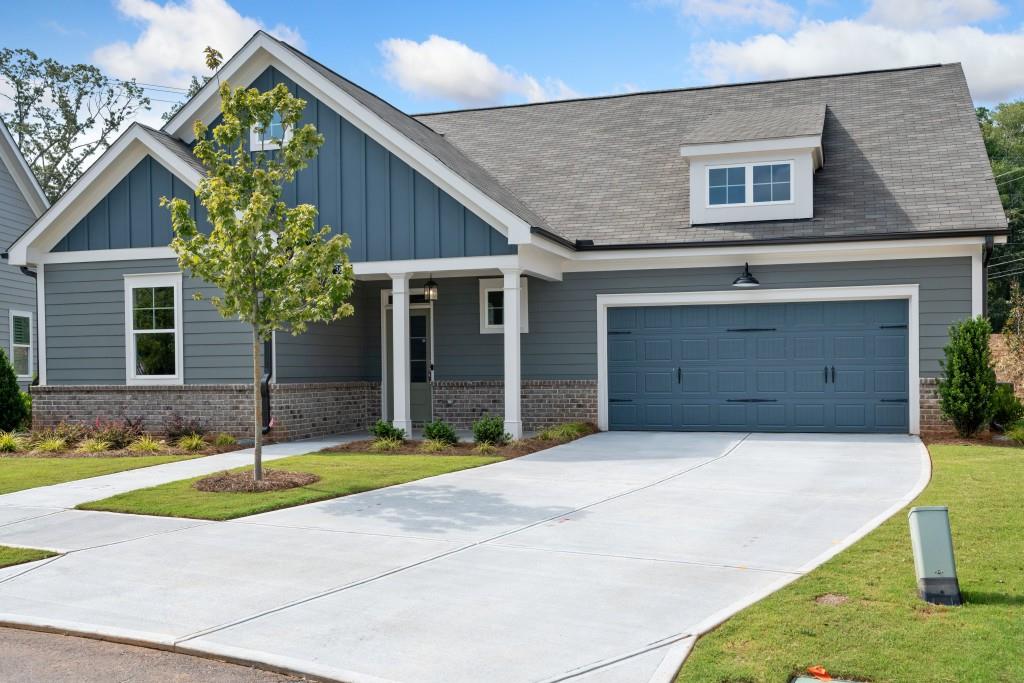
top-left (261, 336), bottom-right (273, 434)
top-left (983, 235), bottom-right (994, 318)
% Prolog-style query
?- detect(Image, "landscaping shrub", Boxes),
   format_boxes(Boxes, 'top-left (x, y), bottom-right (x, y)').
top-left (78, 438), bottom-right (112, 454)
top-left (1008, 423), bottom-right (1024, 446)
top-left (423, 419), bottom-right (458, 445)
top-left (34, 437), bottom-right (66, 453)
top-left (419, 438), bottom-right (450, 454)
top-left (213, 432), bottom-right (238, 447)
top-left (19, 391), bottom-right (31, 431)
top-left (177, 434), bottom-right (206, 452)
top-left (370, 419), bottom-right (405, 441)
top-left (31, 422), bottom-right (88, 448)
top-left (537, 422), bottom-right (595, 442)
top-left (939, 316), bottom-right (998, 437)
top-left (370, 436), bottom-right (403, 452)
top-left (0, 431), bottom-right (24, 453)
top-left (90, 418), bottom-right (144, 450)
top-left (472, 415), bottom-right (510, 446)
top-left (990, 384), bottom-right (1024, 430)
top-left (128, 435), bottom-right (164, 453)
top-left (165, 413), bottom-right (206, 440)
top-left (0, 350), bottom-right (29, 432)
top-left (474, 442), bottom-right (498, 455)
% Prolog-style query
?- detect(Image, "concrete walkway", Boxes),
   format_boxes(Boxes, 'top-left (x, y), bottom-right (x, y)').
top-left (0, 432), bottom-right (929, 683)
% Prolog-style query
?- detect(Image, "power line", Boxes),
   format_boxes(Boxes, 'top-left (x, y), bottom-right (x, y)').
top-left (994, 167), bottom-right (1024, 179)
top-left (997, 173), bottom-right (1024, 188)
top-left (990, 267), bottom-right (1024, 280)
top-left (989, 257), bottom-right (1024, 271)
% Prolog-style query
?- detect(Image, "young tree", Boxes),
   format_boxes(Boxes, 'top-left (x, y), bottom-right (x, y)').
top-left (938, 316), bottom-right (997, 437)
top-left (0, 48), bottom-right (150, 201)
top-left (164, 83), bottom-right (355, 480)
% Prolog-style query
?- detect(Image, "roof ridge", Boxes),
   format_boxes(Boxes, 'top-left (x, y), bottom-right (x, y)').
top-left (412, 63), bottom-right (950, 118)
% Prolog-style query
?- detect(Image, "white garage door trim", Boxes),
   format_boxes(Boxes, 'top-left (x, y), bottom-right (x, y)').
top-left (596, 284), bottom-right (921, 434)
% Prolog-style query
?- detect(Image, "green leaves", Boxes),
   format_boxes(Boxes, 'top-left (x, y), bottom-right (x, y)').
top-left (163, 80), bottom-right (355, 340)
top-left (938, 316), bottom-right (997, 437)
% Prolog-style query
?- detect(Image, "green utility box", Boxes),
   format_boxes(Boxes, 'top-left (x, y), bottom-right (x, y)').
top-left (908, 505), bottom-right (962, 606)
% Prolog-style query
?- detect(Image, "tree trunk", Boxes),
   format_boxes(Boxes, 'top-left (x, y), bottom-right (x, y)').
top-left (253, 328), bottom-right (263, 481)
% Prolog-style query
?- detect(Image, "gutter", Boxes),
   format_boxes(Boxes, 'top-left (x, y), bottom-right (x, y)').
top-left (260, 337), bottom-right (273, 435)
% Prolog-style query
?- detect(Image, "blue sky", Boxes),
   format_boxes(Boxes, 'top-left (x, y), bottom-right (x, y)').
top-left (3, 0), bottom-right (1023, 126)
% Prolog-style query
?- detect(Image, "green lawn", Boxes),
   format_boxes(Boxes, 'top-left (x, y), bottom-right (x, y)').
top-left (0, 455), bottom-right (196, 495)
top-left (0, 545), bottom-right (58, 569)
top-left (677, 443), bottom-right (1024, 683)
top-left (78, 453), bottom-right (503, 520)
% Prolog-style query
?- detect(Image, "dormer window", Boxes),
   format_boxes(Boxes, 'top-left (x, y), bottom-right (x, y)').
top-left (706, 161), bottom-right (792, 208)
top-left (250, 112), bottom-right (292, 151)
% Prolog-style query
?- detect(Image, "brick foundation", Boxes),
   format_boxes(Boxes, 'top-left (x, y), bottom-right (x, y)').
top-left (919, 377), bottom-right (955, 437)
top-left (30, 382), bottom-right (381, 441)
top-left (431, 379), bottom-right (598, 431)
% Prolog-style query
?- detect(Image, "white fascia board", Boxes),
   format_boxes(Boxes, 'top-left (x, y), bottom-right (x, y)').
top-left (165, 34), bottom-right (533, 246)
top-left (39, 247), bottom-right (177, 265)
top-left (681, 135), bottom-right (823, 169)
top-left (563, 236), bottom-right (987, 273)
top-left (7, 125), bottom-right (202, 266)
top-left (0, 120), bottom-right (48, 217)
top-left (353, 254), bottom-right (520, 279)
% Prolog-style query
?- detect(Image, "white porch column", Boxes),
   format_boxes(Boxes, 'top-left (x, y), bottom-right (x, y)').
top-left (390, 273), bottom-right (413, 436)
top-left (502, 268), bottom-right (523, 439)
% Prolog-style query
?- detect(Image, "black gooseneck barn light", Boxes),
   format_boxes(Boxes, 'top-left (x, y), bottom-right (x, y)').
top-left (423, 274), bottom-right (439, 301)
top-left (732, 262), bottom-right (760, 288)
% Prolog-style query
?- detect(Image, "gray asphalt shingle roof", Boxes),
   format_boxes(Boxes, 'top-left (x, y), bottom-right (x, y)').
top-left (140, 124), bottom-right (207, 176)
top-left (416, 64), bottom-right (1007, 247)
top-left (680, 103), bottom-right (826, 145)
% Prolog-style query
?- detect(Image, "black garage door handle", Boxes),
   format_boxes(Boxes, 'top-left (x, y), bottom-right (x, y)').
top-left (727, 398), bottom-right (779, 403)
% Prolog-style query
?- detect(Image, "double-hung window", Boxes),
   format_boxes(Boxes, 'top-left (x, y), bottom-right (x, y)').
top-left (9, 310), bottom-right (32, 380)
top-left (478, 277), bottom-right (529, 334)
top-left (124, 273), bottom-right (183, 385)
top-left (707, 161), bottom-right (793, 207)
top-left (249, 111), bottom-right (292, 151)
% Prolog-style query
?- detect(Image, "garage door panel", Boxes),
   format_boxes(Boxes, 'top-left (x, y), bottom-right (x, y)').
top-left (607, 301), bottom-right (909, 433)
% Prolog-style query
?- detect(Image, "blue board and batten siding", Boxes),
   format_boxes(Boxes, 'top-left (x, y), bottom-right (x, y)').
top-left (53, 67), bottom-right (513, 261)
top-left (44, 259), bottom-right (254, 385)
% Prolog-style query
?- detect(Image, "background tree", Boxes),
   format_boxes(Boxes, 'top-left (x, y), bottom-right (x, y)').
top-left (978, 103), bottom-right (1024, 328)
top-left (164, 82), bottom-right (354, 480)
top-left (0, 48), bottom-right (150, 201)
top-left (162, 47), bottom-right (224, 122)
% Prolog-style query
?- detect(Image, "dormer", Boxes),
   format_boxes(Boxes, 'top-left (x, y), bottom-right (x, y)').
top-left (680, 103), bottom-right (825, 225)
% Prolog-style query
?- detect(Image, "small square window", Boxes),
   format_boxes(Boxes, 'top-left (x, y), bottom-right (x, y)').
top-left (250, 112), bottom-right (293, 151)
top-left (752, 162), bottom-right (793, 204)
top-left (708, 165), bottom-right (746, 206)
top-left (479, 277), bottom-right (529, 333)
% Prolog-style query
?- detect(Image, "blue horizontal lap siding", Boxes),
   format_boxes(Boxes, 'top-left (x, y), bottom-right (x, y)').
top-left (0, 154), bottom-right (38, 388)
top-left (44, 259), bottom-right (253, 385)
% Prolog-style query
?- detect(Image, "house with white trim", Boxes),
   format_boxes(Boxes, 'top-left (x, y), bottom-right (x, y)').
top-left (0, 119), bottom-right (48, 389)
top-left (5, 32), bottom-right (1007, 438)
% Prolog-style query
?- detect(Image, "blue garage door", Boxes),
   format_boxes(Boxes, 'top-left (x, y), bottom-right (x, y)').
top-left (607, 300), bottom-right (909, 433)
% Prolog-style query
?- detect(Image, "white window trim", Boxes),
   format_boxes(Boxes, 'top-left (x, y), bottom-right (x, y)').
top-left (595, 284), bottom-right (921, 435)
top-left (9, 309), bottom-right (33, 380)
top-left (249, 116), bottom-right (293, 152)
top-left (706, 160), bottom-right (794, 209)
top-left (479, 277), bottom-right (529, 334)
top-left (123, 272), bottom-right (184, 386)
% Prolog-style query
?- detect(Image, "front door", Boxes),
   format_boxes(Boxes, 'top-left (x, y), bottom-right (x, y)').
top-left (386, 309), bottom-right (432, 424)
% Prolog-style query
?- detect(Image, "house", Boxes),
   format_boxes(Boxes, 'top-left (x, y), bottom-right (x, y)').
top-left (0, 119), bottom-right (48, 389)
top-left (6, 32), bottom-right (1007, 439)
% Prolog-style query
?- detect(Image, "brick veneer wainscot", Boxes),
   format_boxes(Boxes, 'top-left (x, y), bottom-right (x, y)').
top-left (31, 382), bottom-right (381, 441)
top-left (431, 380), bottom-right (598, 431)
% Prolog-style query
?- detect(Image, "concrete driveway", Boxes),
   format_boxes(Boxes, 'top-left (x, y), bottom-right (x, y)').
top-left (0, 432), bottom-right (928, 683)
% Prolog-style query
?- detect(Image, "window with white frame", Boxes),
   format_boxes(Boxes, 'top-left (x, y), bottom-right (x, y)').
top-left (124, 273), bottom-right (183, 384)
top-left (479, 277), bottom-right (529, 334)
top-left (249, 111), bottom-right (293, 151)
top-left (9, 310), bottom-right (32, 379)
top-left (707, 161), bottom-right (792, 207)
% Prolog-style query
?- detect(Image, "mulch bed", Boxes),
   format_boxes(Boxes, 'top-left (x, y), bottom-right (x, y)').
top-left (0, 445), bottom-right (237, 460)
top-left (325, 426), bottom-right (599, 458)
top-left (193, 469), bottom-right (320, 493)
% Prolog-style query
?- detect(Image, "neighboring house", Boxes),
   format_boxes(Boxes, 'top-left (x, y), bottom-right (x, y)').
top-left (0, 119), bottom-right (48, 389)
top-left (6, 32), bottom-right (1007, 439)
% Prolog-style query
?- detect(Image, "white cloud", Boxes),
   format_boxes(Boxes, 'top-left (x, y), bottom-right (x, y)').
top-left (93, 0), bottom-right (304, 88)
top-left (661, 0), bottom-right (798, 30)
top-left (864, 0), bottom-right (1005, 28)
top-left (379, 35), bottom-right (578, 106)
top-left (695, 18), bottom-right (1024, 102)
